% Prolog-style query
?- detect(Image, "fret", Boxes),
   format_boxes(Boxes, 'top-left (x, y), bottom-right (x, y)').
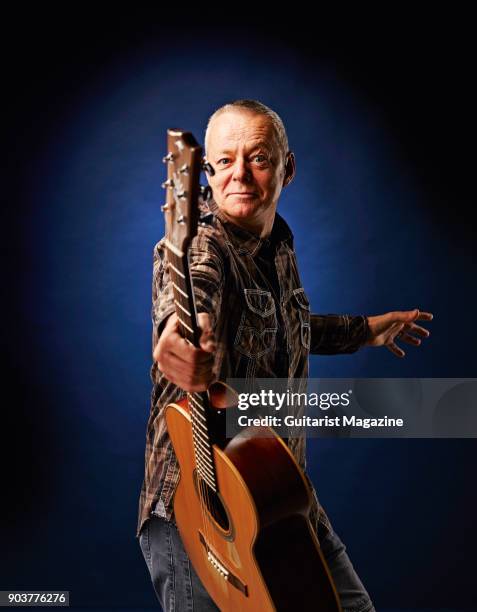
top-left (196, 457), bottom-right (215, 478)
top-left (194, 439), bottom-right (213, 459)
top-left (195, 456), bottom-right (214, 476)
top-left (192, 434), bottom-right (213, 457)
top-left (174, 299), bottom-right (191, 317)
top-left (196, 452), bottom-right (215, 472)
top-left (172, 282), bottom-right (188, 298)
top-left (191, 391), bottom-right (206, 403)
top-left (191, 414), bottom-right (209, 434)
top-left (178, 317), bottom-right (194, 334)
top-left (195, 452), bottom-right (213, 468)
top-left (191, 411), bottom-right (209, 436)
top-left (192, 424), bottom-right (212, 445)
top-left (190, 400), bottom-right (207, 416)
top-left (197, 468), bottom-right (216, 489)
top-left (192, 411), bottom-right (207, 425)
top-left (165, 238), bottom-right (184, 258)
top-left (168, 261), bottom-right (185, 279)
top-left (171, 288), bottom-right (190, 312)
top-left (188, 394), bottom-right (206, 415)
top-left (195, 461), bottom-right (216, 484)
top-left (167, 249), bottom-right (183, 270)
top-left (193, 411), bottom-right (207, 425)
top-left (197, 463), bottom-right (216, 482)
top-left (193, 440), bottom-right (213, 465)
top-left (172, 276), bottom-right (192, 309)
top-left (197, 471), bottom-right (216, 491)
top-left (195, 447), bottom-right (214, 467)
top-left (167, 255), bottom-right (198, 346)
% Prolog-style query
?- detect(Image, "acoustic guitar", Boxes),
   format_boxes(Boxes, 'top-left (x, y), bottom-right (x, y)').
top-left (160, 128), bottom-right (341, 611)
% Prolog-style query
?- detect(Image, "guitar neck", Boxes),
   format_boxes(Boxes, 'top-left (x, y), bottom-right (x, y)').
top-left (165, 238), bottom-right (201, 347)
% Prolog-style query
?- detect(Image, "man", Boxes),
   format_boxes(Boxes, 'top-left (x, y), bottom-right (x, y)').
top-left (137, 99), bottom-right (433, 611)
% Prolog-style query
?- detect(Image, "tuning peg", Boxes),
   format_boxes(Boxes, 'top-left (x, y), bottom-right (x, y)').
top-left (202, 158), bottom-right (215, 176)
top-left (177, 215), bottom-right (186, 224)
top-left (200, 185), bottom-right (212, 201)
top-left (161, 203), bottom-right (171, 212)
top-left (161, 179), bottom-right (174, 189)
top-left (176, 191), bottom-right (187, 199)
top-left (162, 152), bottom-right (175, 163)
top-left (179, 164), bottom-right (189, 174)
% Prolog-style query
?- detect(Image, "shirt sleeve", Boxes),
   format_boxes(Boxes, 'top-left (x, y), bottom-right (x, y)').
top-left (309, 314), bottom-right (369, 355)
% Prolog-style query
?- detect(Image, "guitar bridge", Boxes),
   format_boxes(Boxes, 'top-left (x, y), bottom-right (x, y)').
top-left (199, 531), bottom-right (248, 597)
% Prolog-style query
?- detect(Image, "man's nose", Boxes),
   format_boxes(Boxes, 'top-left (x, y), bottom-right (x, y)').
top-left (232, 158), bottom-right (252, 182)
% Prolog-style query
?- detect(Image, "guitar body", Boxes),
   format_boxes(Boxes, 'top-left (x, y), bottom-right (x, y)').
top-left (166, 398), bottom-right (341, 611)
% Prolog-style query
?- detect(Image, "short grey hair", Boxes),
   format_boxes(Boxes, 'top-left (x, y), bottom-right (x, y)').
top-left (204, 99), bottom-right (289, 163)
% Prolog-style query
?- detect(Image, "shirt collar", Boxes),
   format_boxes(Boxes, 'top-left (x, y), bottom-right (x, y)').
top-left (203, 197), bottom-right (294, 257)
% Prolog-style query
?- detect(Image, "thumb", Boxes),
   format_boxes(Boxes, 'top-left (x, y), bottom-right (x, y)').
top-left (395, 308), bottom-right (419, 322)
top-left (197, 313), bottom-right (216, 353)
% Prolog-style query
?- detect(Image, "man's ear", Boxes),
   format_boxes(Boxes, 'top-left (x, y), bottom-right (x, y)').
top-left (204, 157), bottom-right (213, 185)
top-left (282, 152), bottom-right (296, 187)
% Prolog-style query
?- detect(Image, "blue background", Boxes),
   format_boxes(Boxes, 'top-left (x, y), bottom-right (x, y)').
top-left (3, 13), bottom-right (476, 611)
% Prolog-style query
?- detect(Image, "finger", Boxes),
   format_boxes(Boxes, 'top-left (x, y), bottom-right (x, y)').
top-left (197, 313), bottom-right (217, 353)
top-left (416, 311), bottom-right (433, 321)
top-left (389, 308), bottom-right (433, 326)
top-left (387, 342), bottom-right (405, 358)
top-left (164, 332), bottom-right (215, 365)
top-left (405, 322), bottom-right (431, 338)
top-left (160, 349), bottom-right (214, 375)
top-left (199, 331), bottom-right (217, 353)
top-left (399, 332), bottom-right (421, 346)
top-left (162, 370), bottom-right (212, 393)
top-left (159, 354), bottom-right (215, 391)
top-left (389, 321), bottom-right (405, 340)
top-left (162, 349), bottom-right (214, 376)
top-left (390, 309), bottom-right (420, 322)
top-left (171, 374), bottom-right (212, 392)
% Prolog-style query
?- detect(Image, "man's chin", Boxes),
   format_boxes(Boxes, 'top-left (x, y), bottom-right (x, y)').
top-left (226, 199), bottom-right (261, 219)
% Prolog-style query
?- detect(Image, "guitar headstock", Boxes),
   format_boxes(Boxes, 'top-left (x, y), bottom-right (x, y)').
top-left (161, 129), bottom-right (212, 253)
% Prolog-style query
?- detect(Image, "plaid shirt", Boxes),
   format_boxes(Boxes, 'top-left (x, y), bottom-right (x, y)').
top-left (137, 197), bottom-right (369, 539)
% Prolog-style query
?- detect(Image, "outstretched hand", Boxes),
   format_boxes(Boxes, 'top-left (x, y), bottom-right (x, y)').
top-left (365, 309), bottom-right (433, 358)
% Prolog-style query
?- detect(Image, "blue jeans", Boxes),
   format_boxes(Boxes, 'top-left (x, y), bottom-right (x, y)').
top-left (139, 515), bottom-right (375, 612)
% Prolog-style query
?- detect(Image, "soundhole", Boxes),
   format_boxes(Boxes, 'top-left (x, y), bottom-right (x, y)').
top-left (193, 471), bottom-right (230, 532)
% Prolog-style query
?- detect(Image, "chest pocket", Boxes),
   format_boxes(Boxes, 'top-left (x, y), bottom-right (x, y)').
top-left (292, 287), bottom-right (311, 350)
top-left (234, 288), bottom-right (278, 359)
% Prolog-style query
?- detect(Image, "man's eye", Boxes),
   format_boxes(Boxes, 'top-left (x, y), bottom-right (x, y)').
top-left (253, 155), bottom-right (267, 163)
top-left (217, 158), bottom-right (230, 165)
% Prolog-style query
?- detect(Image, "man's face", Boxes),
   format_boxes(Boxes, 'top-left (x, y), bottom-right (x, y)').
top-left (206, 110), bottom-right (292, 234)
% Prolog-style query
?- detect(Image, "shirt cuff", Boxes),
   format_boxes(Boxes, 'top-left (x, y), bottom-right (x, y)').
top-left (309, 314), bottom-right (369, 355)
